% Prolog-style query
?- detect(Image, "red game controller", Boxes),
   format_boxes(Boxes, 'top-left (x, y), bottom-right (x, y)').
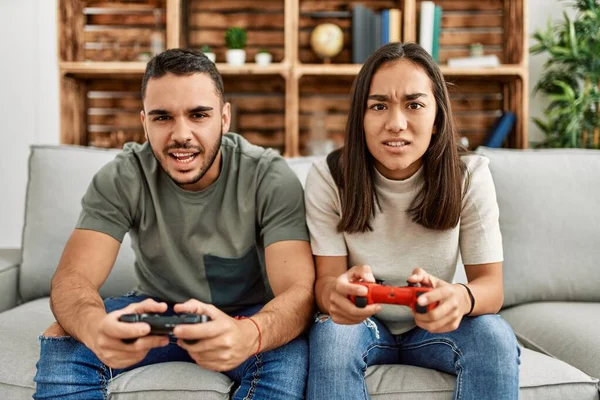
top-left (348, 282), bottom-right (438, 313)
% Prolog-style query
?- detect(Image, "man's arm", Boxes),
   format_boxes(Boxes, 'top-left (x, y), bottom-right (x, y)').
top-left (49, 229), bottom-right (120, 345)
top-left (248, 239), bottom-right (315, 352)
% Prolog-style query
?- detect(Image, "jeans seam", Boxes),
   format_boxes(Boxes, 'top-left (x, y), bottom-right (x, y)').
top-left (401, 338), bottom-right (463, 400)
top-left (362, 344), bottom-right (398, 361)
top-left (243, 354), bottom-right (262, 400)
top-left (98, 363), bottom-right (109, 400)
top-left (455, 359), bottom-right (463, 400)
top-left (361, 344), bottom-right (398, 400)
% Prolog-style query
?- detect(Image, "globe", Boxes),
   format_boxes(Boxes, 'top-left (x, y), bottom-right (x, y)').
top-left (310, 23), bottom-right (344, 61)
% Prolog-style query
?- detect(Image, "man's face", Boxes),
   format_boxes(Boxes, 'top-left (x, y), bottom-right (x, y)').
top-left (141, 72), bottom-right (230, 191)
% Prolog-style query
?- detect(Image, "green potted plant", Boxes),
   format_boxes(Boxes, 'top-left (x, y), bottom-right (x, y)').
top-left (530, 0), bottom-right (600, 148)
top-left (200, 45), bottom-right (216, 63)
top-left (255, 48), bottom-right (272, 66)
top-left (224, 27), bottom-right (247, 66)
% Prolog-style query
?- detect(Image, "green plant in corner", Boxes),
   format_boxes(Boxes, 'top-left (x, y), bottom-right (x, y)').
top-left (530, 0), bottom-right (600, 148)
top-left (225, 27), bottom-right (247, 50)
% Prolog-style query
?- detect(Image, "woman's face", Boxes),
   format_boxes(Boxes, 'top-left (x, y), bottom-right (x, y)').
top-left (364, 59), bottom-right (437, 180)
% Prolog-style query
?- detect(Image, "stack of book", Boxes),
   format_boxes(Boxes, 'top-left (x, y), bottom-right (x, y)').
top-left (352, 5), bottom-right (403, 64)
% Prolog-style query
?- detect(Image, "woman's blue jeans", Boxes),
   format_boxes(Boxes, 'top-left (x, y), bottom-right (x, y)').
top-left (33, 293), bottom-right (308, 400)
top-left (307, 313), bottom-right (520, 400)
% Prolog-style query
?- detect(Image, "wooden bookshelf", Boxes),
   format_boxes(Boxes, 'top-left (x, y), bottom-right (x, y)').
top-left (59, 0), bottom-right (528, 156)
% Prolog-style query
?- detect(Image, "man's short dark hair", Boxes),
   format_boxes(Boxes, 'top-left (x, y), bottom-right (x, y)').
top-left (141, 48), bottom-right (225, 103)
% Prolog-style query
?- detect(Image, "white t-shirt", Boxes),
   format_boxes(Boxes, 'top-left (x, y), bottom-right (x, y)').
top-left (304, 154), bottom-right (503, 334)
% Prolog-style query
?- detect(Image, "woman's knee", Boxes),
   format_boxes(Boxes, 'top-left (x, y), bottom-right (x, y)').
top-left (309, 314), bottom-right (372, 367)
top-left (461, 315), bottom-right (519, 364)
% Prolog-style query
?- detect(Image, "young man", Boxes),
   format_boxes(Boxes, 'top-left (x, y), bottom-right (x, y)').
top-left (34, 49), bottom-right (315, 400)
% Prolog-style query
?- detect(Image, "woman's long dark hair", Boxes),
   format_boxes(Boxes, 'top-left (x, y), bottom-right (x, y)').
top-left (328, 42), bottom-right (468, 233)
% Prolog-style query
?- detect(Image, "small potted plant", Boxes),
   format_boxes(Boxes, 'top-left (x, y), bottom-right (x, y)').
top-left (200, 45), bottom-right (216, 63)
top-left (255, 48), bottom-right (272, 66)
top-left (224, 27), bottom-right (247, 66)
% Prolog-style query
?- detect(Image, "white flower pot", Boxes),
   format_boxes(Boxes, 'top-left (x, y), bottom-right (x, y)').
top-left (203, 52), bottom-right (216, 63)
top-left (226, 49), bottom-right (246, 66)
top-left (255, 52), bottom-right (272, 66)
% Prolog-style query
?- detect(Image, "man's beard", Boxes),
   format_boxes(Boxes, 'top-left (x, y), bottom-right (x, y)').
top-left (148, 126), bottom-right (223, 187)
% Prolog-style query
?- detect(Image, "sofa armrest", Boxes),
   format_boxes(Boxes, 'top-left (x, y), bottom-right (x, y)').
top-left (0, 248), bottom-right (21, 312)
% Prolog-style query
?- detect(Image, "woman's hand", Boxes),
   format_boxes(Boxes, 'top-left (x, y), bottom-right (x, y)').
top-left (326, 265), bottom-right (382, 325)
top-left (408, 268), bottom-right (471, 333)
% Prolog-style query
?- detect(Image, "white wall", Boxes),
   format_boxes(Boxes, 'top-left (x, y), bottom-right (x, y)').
top-left (0, 0), bottom-right (575, 248)
top-left (0, 0), bottom-right (59, 248)
top-left (527, 0), bottom-right (576, 144)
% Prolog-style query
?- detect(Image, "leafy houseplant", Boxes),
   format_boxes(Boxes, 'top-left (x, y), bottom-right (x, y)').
top-left (200, 45), bottom-right (216, 63)
top-left (255, 48), bottom-right (272, 66)
top-left (225, 27), bottom-right (247, 66)
top-left (530, 0), bottom-right (600, 148)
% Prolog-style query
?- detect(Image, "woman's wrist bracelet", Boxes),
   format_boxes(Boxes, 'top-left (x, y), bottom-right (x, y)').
top-left (458, 283), bottom-right (475, 316)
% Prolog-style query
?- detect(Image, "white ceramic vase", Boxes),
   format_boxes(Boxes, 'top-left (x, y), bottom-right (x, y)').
top-left (226, 49), bottom-right (246, 66)
top-left (255, 52), bottom-right (272, 66)
top-left (203, 52), bottom-right (216, 63)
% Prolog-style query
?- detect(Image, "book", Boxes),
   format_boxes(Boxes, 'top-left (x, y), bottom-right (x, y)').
top-left (431, 5), bottom-right (442, 62)
top-left (447, 55), bottom-right (501, 68)
top-left (381, 9), bottom-right (389, 45)
top-left (483, 112), bottom-right (516, 148)
top-left (389, 8), bottom-right (402, 42)
top-left (352, 4), bottom-right (368, 63)
top-left (419, 1), bottom-right (435, 55)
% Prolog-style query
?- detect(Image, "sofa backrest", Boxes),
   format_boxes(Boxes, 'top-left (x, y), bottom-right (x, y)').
top-left (20, 145), bottom-right (320, 302)
top-left (20, 146), bottom-right (138, 302)
top-left (477, 147), bottom-right (600, 308)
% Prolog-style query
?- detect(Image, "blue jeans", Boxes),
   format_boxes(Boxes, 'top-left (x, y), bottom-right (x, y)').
top-left (33, 293), bottom-right (308, 400)
top-left (308, 314), bottom-right (520, 400)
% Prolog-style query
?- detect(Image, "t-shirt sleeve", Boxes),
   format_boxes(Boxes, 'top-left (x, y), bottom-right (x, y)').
top-left (304, 162), bottom-right (347, 256)
top-left (76, 155), bottom-right (141, 242)
top-left (459, 156), bottom-right (503, 265)
top-left (256, 157), bottom-right (310, 247)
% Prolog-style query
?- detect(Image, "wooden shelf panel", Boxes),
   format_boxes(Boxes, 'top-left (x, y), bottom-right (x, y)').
top-left (298, 63), bottom-right (526, 77)
top-left (60, 61), bottom-right (288, 78)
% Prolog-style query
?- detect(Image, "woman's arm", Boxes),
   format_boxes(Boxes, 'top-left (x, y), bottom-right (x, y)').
top-left (462, 261), bottom-right (503, 315)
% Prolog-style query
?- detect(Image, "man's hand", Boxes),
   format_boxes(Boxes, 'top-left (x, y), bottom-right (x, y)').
top-left (173, 299), bottom-right (258, 372)
top-left (408, 268), bottom-right (471, 333)
top-left (326, 265), bottom-right (382, 325)
top-left (88, 299), bottom-right (170, 369)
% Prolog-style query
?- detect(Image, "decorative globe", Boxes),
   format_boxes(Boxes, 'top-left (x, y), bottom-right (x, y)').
top-left (310, 23), bottom-right (344, 60)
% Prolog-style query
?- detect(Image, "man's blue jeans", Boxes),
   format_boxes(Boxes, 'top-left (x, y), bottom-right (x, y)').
top-left (33, 293), bottom-right (308, 400)
top-left (308, 313), bottom-right (520, 400)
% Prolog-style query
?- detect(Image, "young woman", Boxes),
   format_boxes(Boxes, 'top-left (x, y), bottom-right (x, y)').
top-left (304, 42), bottom-right (520, 400)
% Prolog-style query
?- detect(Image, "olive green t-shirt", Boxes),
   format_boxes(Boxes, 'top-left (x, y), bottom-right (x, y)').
top-left (76, 133), bottom-right (309, 312)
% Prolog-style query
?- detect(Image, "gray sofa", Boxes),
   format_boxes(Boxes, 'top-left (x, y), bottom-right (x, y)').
top-left (0, 144), bottom-right (599, 399)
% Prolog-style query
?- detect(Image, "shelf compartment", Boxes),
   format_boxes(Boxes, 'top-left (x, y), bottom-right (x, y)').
top-left (185, 0), bottom-right (286, 63)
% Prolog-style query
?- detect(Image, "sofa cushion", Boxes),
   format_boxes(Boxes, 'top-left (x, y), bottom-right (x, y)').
top-left (365, 347), bottom-right (599, 400)
top-left (20, 145), bottom-right (138, 302)
top-left (1, 299), bottom-right (598, 400)
top-left (0, 248), bottom-right (20, 312)
top-left (501, 302), bottom-right (600, 379)
top-left (0, 297), bottom-right (233, 399)
top-left (476, 147), bottom-right (600, 307)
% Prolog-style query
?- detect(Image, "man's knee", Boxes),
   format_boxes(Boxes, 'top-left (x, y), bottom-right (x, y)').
top-left (43, 322), bottom-right (68, 337)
